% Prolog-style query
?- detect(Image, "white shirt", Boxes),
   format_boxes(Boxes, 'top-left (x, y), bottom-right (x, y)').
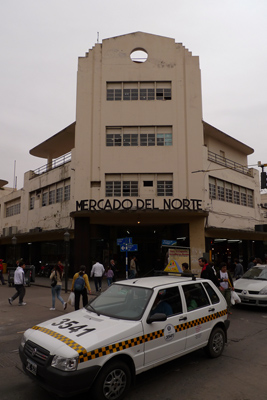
top-left (220, 271), bottom-right (228, 290)
top-left (14, 266), bottom-right (25, 285)
top-left (91, 262), bottom-right (105, 277)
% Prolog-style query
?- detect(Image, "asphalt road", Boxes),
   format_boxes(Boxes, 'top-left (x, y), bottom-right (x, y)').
top-left (1, 280), bottom-right (267, 400)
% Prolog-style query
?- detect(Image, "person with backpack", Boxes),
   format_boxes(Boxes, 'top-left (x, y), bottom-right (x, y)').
top-left (71, 265), bottom-right (91, 310)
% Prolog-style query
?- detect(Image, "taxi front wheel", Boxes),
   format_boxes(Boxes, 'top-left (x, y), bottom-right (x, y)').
top-left (205, 327), bottom-right (225, 358)
top-left (92, 360), bottom-right (132, 400)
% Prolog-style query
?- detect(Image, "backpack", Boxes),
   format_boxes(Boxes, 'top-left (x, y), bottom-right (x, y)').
top-left (74, 275), bottom-right (85, 291)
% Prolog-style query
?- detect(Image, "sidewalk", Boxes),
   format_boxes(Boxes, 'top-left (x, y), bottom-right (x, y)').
top-left (2, 272), bottom-right (110, 294)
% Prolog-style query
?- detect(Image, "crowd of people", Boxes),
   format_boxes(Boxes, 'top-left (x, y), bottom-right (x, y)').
top-left (3, 254), bottom-right (264, 314)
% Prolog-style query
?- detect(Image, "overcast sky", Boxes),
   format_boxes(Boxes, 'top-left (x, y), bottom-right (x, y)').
top-left (1, 0), bottom-right (267, 189)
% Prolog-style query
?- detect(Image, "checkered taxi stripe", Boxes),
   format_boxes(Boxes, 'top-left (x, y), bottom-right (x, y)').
top-left (32, 309), bottom-right (227, 364)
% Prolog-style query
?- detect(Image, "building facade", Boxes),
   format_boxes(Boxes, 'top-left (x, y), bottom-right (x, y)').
top-left (1, 32), bottom-right (267, 275)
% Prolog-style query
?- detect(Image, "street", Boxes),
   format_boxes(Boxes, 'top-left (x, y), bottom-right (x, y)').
top-left (1, 280), bottom-right (267, 400)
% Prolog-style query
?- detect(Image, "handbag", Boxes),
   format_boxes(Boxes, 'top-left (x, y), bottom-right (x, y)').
top-left (51, 275), bottom-right (57, 287)
top-left (231, 290), bottom-right (241, 305)
top-left (67, 292), bottom-right (75, 307)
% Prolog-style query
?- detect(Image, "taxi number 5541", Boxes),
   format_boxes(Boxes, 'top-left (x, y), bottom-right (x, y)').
top-left (51, 318), bottom-right (95, 337)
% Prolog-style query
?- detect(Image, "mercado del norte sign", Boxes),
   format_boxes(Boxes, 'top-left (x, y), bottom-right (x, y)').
top-left (76, 198), bottom-right (203, 212)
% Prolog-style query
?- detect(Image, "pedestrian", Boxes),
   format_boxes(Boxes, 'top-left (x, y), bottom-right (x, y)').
top-left (110, 259), bottom-right (117, 282)
top-left (90, 261), bottom-right (105, 292)
top-left (233, 258), bottom-right (244, 280)
top-left (105, 266), bottom-right (114, 286)
top-left (49, 265), bottom-right (67, 311)
top-left (57, 261), bottom-right (64, 274)
top-left (181, 262), bottom-right (192, 276)
top-left (217, 262), bottom-right (234, 314)
top-left (129, 256), bottom-right (137, 279)
top-left (0, 259), bottom-right (6, 285)
top-left (8, 261), bottom-right (26, 306)
top-left (247, 257), bottom-right (256, 270)
top-left (71, 265), bottom-right (91, 310)
top-left (199, 257), bottom-right (219, 286)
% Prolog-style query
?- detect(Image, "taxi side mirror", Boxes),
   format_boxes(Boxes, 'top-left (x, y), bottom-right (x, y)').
top-left (147, 313), bottom-right (167, 324)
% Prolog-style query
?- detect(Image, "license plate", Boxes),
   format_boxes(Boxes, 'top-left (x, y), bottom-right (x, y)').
top-left (26, 359), bottom-right (37, 376)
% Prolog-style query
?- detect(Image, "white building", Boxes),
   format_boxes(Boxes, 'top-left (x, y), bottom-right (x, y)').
top-left (1, 32), bottom-right (267, 274)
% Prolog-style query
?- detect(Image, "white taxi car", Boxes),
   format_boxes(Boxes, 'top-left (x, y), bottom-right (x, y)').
top-left (234, 264), bottom-right (267, 306)
top-left (19, 275), bottom-right (230, 399)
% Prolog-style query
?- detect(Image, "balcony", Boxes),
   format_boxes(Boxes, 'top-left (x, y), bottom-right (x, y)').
top-left (208, 151), bottom-right (253, 177)
top-left (29, 152), bottom-right (71, 179)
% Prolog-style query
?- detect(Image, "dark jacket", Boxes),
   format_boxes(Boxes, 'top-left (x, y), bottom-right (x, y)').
top-left (201, 264), bottom-right (219, 287)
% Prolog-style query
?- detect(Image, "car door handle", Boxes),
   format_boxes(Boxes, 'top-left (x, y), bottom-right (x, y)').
top-left (179, 316), bottom-right (187, 321)
top-left (208, 308), bottom-right (215, 312)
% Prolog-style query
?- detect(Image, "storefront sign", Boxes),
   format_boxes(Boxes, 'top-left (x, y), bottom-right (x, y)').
top-left (76, 198), bottom-right (202, 212)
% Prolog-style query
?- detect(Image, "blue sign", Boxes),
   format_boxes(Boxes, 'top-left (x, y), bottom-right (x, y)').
top-left (162, 240), bottom-right (177, 246)
top-left (117, 237), bottom-right (133, 246)
top-left (120, 244), bottom-right (138, 252)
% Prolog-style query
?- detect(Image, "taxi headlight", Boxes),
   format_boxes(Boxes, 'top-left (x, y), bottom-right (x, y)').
top-left (20, 334), bottom-right (26, 348)
top-left (51, 355), bottom-right (78, 371)
top-left (259, 286), bottom-right (267, 295)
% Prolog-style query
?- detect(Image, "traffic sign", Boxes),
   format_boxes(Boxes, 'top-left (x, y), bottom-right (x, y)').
top-left (120, 244), bottom-right (138, 252)
top-left (162, 240), bottom-right (177, 246)
top-left (117, 237), bottom-right (133, 246)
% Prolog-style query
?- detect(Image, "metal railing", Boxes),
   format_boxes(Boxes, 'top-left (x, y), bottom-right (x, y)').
top-left (30, 152), bottom-right (71, 179)
top-left (208, 151), bottom-right (253, 177)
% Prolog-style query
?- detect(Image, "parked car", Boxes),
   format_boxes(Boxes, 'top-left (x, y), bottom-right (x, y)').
top-left (234, 264), bottom-right (267, 307)
top-left (19, 275), bottom-right (230, 399)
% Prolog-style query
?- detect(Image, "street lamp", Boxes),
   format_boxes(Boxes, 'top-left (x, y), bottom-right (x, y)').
top-left (12, 236), bottom-right (17, 266)
top-left (64, 231), bottom-right (70, 293)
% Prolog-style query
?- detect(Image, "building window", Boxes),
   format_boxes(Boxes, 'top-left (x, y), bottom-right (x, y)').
top-left (143, 181), bottom-right (153, 187)
top-left (49, 190), bottom-right (55, 205)
top-left (107, 81), bottom-right (171, 101)
top-left (42, 192), bottom-right (48, 207)
top-left (64, 185), bottom-right (70, 201)
top-left (209, 177), bottom-right (254, 208)
top-left (123, 134), bottom-right (138, 146)
top-left (123, 181), bottom-right (138, 196)
top-left (157, 181), bottom-right (173, 196)
top-left (106, 181), bottom-right (121, 197)
top-left (6, 203), bottom-right (21, 217)
top-left (209, 178), bottom-right (216, 199)
top-left (106, 126), bottom-right (172, 147)
top-left (106, 130), bottom-right (122, 146)
top-left (29, 196), bottom-right (35, 210)
top-left (247, 190), bottom-right (253, 208)
top-left (56, 187), bottom-right (63, 203)
top-left (140, 133), bottom-right (155, 146)
top-left (233, 185), bottom-right (240, 205)
top-left (225, 182), bottom-right (232, 203)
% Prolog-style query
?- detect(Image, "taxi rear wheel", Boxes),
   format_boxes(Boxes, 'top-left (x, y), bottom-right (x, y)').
top-left (205, 327), bottom-right (225, 358)
top-left (92, 360), bottom-right (132, 400)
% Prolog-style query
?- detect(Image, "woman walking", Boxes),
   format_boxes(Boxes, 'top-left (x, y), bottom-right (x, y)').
top-left (50, 265), bottom-right (67, 311)
top-left (71, 265), bottom-right (91, 310)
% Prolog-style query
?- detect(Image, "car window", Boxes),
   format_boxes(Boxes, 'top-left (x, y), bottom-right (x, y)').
top-left (149, 286), bottom-right (182, 317)
top-left (182, 283), bottom-right (210, 311)
top-left (242, 266), bottom-right (267, 280)
top-left (86, 284), bottom-right (152, 320)
top-left (203, 282), bottom-right (220, 304)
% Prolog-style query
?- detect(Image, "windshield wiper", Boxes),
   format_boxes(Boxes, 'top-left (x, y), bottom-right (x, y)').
top-left (87, 304), bottom-right (101, 316)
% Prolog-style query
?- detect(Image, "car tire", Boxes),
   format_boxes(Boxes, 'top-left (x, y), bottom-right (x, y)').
top-left (205, 327), bottom-right (225, 358)
top-left (92, 360), bottom-right (132, 400)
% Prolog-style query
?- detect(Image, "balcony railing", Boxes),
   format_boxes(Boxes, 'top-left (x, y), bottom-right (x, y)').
top-left (208, 151), bottom-right (253, 177)
top-left (30, 152), bottom-right (71, 179)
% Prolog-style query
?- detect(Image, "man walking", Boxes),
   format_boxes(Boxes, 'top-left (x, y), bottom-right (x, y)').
top-left (8, 261), bottom-right (27, 306)
top-left (91, 261), bottom-right (105, 292)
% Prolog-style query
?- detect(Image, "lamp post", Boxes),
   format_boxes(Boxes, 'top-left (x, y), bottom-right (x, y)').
top-left (64, 231), bottom-right (70, 293)
top-left (12, 236), bottom-right (17, 267)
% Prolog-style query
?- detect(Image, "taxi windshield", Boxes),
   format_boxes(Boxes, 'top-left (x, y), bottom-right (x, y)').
top-left (242, 266), bottom-right (267, 280)
top-left (86, 284), bottom-right (153, 320)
